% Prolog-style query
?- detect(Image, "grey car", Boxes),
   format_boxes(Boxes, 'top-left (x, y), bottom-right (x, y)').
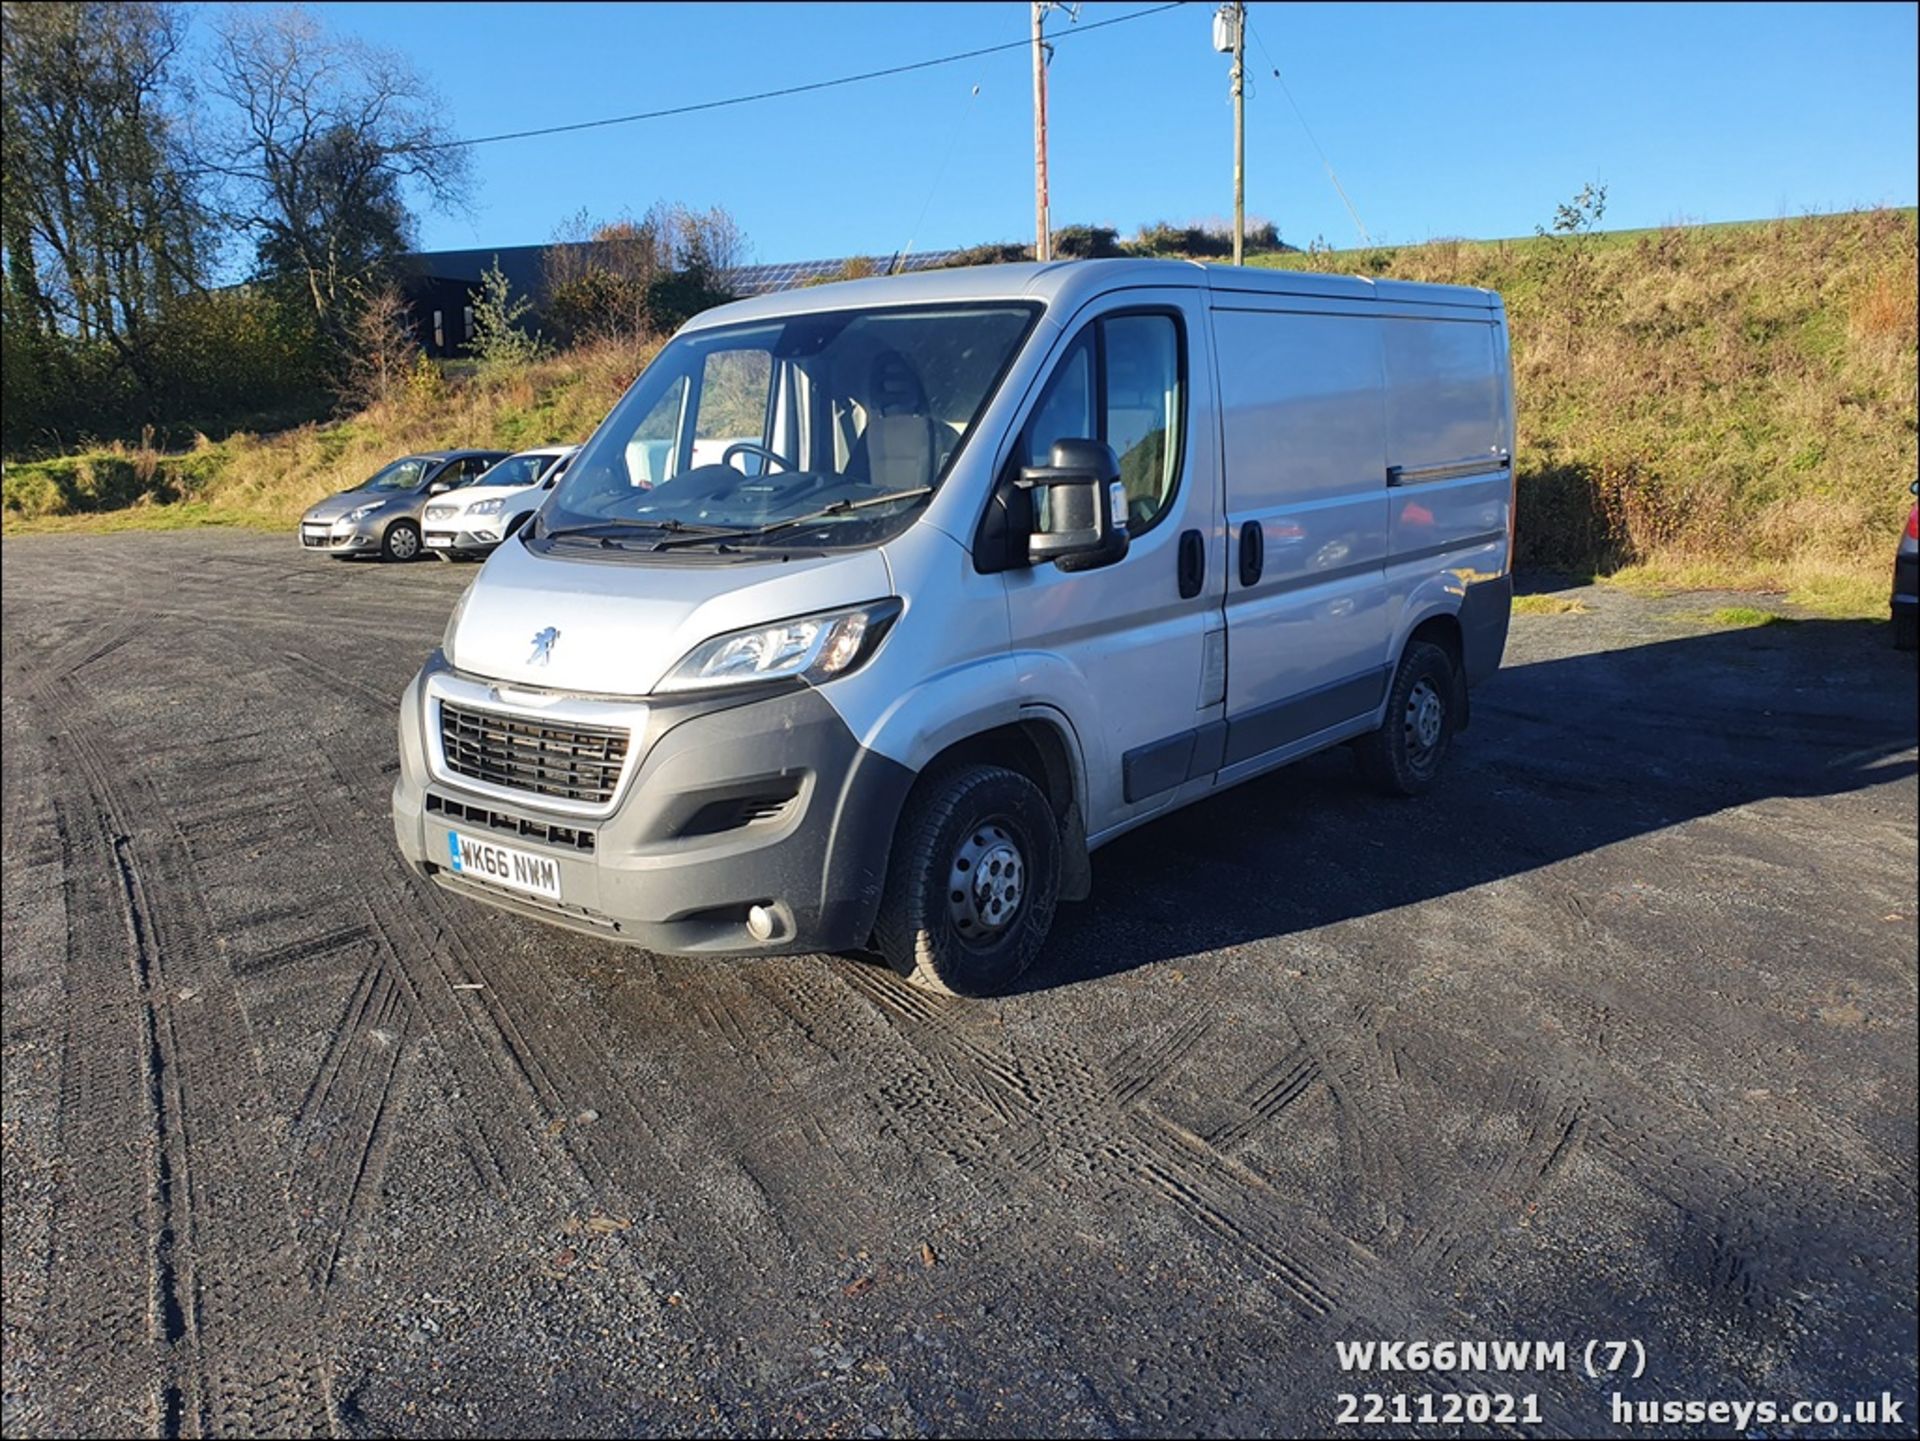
top-left (298, 450), bottom-right (510, 561)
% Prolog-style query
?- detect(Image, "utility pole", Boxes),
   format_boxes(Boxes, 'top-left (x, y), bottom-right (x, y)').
top-left (1032, 2), bottom-right (1051, 262)
top-left (1232, 0), bottom-right (1245, 265)
top-left (1214, 2), bottom-right (1247, 264)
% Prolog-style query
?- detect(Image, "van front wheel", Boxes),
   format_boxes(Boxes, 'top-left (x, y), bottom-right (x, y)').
top-left (875, 764), bottom-right (1060, 997)
top-left (1353, 640), bottom-right (1457, 797)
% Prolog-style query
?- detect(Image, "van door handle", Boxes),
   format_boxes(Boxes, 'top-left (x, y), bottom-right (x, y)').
top-left (1238, 520), bottom-right (1264, 587)
top-left (1177, 528), bottom-right (1205, 598)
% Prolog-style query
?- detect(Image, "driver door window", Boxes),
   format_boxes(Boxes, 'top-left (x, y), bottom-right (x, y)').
top-left (1022, 313), bottom-right (1184, 533)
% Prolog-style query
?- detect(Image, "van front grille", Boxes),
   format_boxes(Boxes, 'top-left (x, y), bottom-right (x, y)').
top-left (437, 701), bottom-right (630, 805)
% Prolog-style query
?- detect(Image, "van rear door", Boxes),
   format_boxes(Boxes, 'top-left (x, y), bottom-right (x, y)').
top-left (1213, 301), bottom-right (1392, 779)
top-left (1379, 305), bottom-right (1511, 584)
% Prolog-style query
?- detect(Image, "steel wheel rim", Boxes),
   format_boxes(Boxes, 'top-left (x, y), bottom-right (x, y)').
top-left (947, 820), bottom-right (1026, 944)
top-left (390, 526), bottom-right (419, 559)
top-left (1405, 677), bottom-right (1445, 761)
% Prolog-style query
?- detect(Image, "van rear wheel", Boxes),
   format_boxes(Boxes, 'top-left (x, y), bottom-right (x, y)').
top-left (1353, 640), bottom-right (1457, 797)
top-left (875, 764), bottom-right (1060, 997)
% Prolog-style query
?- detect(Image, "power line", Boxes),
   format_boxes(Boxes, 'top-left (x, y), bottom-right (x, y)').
top-left (898, 82), bottom-right (986, 267)
top-left (409, 3), bottom-right (1187, 157)
top-left (1244, 17), bottom-right (1371, 245)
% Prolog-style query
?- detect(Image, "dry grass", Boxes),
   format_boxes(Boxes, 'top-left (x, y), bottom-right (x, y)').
top-left (1511, 594), bottom-right (1593, 616)
top-left (7, 210), bottom-right (1916, 599)
top-left (1600, 557), bottom-right (1891, 620)
top-left (4, 337), bottom-right (656, 529)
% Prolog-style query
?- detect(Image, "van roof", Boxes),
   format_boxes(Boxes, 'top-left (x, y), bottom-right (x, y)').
top-left (682, 257), bottom-right (1500, 331)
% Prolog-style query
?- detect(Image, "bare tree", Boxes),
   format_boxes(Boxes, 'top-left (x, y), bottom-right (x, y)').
top-left (542, 202), bottom-right (748, 345)
top-left (1, 1), bottom-right (212, 390)
top-left (338, 282), bottom-right (418, 408)
top-left (671, 203), bottom-right (746, 280)
top-left (207, 5), bottom-right (468, 352)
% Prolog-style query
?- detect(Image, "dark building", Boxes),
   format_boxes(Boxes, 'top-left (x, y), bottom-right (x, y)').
top-left (396, 244), bottom-right (964, 357)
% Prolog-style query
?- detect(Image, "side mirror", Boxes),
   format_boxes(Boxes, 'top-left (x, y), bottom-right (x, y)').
top-left (1019, 438), bottom-right (1130, 572)
top-left (427, 480), bottom-right (452, 495)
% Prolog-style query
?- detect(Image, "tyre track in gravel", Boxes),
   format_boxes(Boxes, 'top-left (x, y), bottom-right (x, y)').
top-left (831, 956), bottom-right (1469, 1345)
top-left (34, 672), bottom-right (333, 1437)
top-left (12, 551), bottom-right (687, 1405)
top-left (8, 534), bottom-right (1914, 1436)
top-left (272, 651), bottom-right (827, 1311)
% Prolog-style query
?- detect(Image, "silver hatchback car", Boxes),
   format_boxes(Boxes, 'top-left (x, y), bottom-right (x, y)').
top-left (298, 450), bottom-right (509, 561)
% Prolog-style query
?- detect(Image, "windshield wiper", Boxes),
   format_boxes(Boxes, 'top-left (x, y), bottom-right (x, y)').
top-left (542, 518), bottom-right (745, 548)
top-left (648, 487), bottom-right (935, 551)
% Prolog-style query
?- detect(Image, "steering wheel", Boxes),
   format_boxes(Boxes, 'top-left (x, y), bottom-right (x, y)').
top-left (722, 440), bottom-right (798, 473)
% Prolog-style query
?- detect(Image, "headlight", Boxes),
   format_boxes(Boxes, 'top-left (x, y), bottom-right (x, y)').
top-left (465, 497), bottom-right (506, 517)
top-left (657, 599), bottom-right (902, 694)
top-left (342, 502), bottom-right (382, 523)
top-left (442, 585), bottom-right (474, 668)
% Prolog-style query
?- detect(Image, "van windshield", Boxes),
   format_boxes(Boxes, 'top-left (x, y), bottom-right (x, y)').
top-left (540, 303), bottom-right (1037, 551)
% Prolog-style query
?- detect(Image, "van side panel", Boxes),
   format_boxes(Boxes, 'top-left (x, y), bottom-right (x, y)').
top-left (1380, 310), bottom-right (1513, 685)
top-left (1213, 305), bottom-right (1391, 768)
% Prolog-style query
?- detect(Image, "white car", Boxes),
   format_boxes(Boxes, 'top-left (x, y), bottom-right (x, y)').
top-left (422, 445), bottom-right (579, 559)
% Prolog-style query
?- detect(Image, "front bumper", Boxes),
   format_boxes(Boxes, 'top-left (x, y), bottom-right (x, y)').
top-left (299, 518), bottom-right (381, 553)
top-left (392, 654), bottom-right (915, 955)
top-left (423, 524), bottom-right (503, 553)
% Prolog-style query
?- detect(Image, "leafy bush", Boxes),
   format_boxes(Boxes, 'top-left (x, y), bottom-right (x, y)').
top-left (939, 241), bottom-right (1032, 268)
top-left (1128, 218), bottom-right (1284, 257)
top-left (641, 268), bottom-right (737, 334)
top-left (1, 287), bottom-right (330, 456)
top-left (1051, 225), bottom-right (1123, 259)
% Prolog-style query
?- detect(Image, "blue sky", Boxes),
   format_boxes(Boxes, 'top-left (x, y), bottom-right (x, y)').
top-left (279, 1), bottom-right (1917, 263)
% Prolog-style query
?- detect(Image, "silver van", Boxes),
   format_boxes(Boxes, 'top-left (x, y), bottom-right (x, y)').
top-left (393, 260), bottom-right (1514, 995)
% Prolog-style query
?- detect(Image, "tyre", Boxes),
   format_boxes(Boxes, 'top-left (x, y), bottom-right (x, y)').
top-left (1894, 608), bottom-right (1918, 652)
top-left (1352, 640), bottom-right (1458, 797)
top-left (874, 764), bottom-right (1060, 997)
top-left (381, 520), bottom-right (422, 562)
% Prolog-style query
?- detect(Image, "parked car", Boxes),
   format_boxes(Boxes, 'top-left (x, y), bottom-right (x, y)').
top-left (392, 260), bottom-right (1515, 995)
top-left (1894, 479), bottom-right (1918, 651)
top-left (298, 450), bottom-right (510, 561)
top-left (423, 445), bottom-right (579, 559)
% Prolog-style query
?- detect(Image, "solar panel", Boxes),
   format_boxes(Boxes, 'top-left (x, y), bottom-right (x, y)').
top-left (722, 250), bottom-right (965, 296)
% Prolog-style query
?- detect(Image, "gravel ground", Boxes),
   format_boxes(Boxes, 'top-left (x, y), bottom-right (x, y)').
top-left (2, 531), bottom-right (1914, 1439)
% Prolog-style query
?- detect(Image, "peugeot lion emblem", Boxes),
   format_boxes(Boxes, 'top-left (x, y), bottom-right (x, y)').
top-left (528, 626), bottom-right (559, 666)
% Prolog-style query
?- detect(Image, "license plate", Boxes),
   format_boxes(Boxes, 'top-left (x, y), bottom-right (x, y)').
top-left (425, 534), bottom-right (453, 547)
top-left (445, 830), bottom-right (562, 900)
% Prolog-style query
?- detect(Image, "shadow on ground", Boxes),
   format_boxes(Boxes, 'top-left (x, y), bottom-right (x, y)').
top-left (1017, 617), bottom-right (1916, 993)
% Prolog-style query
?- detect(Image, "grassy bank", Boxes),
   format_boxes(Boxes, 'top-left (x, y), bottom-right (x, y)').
top-left (1254, 207), bottom-right (1917, 595)
top-left (6, 210), bottom-right (1915, 615)
top-left (3, 339), bottom-right (654, 533)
